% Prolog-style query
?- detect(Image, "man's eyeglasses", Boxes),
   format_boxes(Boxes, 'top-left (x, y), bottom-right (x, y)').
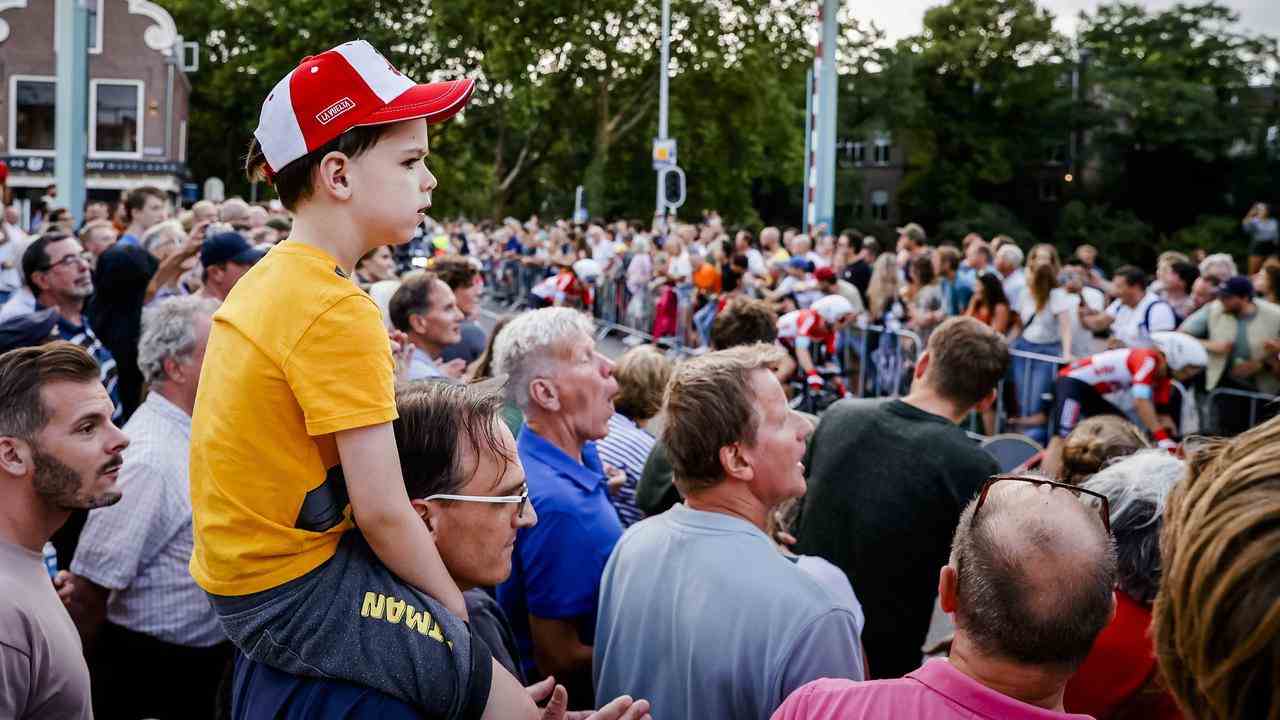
top-left (974, 474), bottom-right (1111, 534)
top-left (424, 485), bottom-right (529, 518)
top-left (42, 252), bottom-right (92, 271)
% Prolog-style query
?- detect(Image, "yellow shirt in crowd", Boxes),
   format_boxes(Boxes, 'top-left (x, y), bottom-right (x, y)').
top-left (189, 241), bottom-right (397, 597)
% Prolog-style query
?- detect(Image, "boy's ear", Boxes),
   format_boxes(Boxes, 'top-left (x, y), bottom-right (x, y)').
top-left (316, 151), bottom-right (353, 200)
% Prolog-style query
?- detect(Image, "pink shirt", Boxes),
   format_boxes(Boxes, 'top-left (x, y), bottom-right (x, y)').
top-left (772, 659), bottom-right (1095, 720)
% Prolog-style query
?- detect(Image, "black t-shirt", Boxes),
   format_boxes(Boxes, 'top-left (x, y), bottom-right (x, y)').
top-left (842, 259), bottom-right (872, 302)
top-left (794, 398), bottom-right (998, 679)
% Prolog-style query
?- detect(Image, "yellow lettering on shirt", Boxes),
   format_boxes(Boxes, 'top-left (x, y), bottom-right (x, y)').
top-left (360, 592), bottom-right (385, 619)
top-left (385, 596), bottom-right (406, 624)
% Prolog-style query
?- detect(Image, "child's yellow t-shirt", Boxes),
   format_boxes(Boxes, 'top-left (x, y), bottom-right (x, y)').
top-left (189, 240), bottom-right (397, 596)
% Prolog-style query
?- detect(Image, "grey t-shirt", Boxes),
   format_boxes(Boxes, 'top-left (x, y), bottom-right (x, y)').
top-left (0, 540), bottom-right (92, 720)
top-left (594, 504), bottom-right (864, 720)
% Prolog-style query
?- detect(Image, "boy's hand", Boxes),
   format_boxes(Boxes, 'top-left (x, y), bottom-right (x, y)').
top-left (389, 330), bottom-right (415, 381)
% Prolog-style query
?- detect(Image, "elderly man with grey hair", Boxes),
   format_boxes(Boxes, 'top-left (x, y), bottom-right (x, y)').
top-left (1063, 449), bottom-right (1185, 717)
top-left (63, 295), bottom-right (230, 719)
top-left (493, 307), bottom-right (622, 710)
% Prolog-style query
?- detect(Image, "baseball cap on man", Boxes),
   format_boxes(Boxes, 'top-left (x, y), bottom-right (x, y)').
top-left (814, 266), bottom-right (837, 283)
top-left (897, 222), bottom-right (926, 245)
top-left (1217, 275), bottom-right (1255, 299)
top-left (201, 231), bottom-right (266, 268)
top-left (254, 40), bottom-right (476, 175)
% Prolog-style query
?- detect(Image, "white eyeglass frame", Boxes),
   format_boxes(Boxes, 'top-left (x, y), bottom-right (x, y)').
top-left (424, 487), bottom-right (529, 517)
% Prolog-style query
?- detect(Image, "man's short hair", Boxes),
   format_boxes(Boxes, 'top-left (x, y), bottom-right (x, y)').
top-left (613, 345), bottom-right (674, 423)
top-left (218, 198), bottom-right (252, 228)
top-left (663, 343), bottom-right (786, 496)
top-left (710, 297), bottom-right (777, 350)
top-left (432, 256), bottom-right (480, 291)
top-left (393, 381), bottom-right (512, 501)
top-left (936, 245), bottom-right (962, 273)
top-left (245, 124), bottom-right (396, 212)
top-left (137, 296), bottom-right (220, 385)
top-left (22, 232), bottom-right (71, 291)
top-left (924, 317), bottom-right (1009, 409)
top-left (78, 220), bottom-right (116, 245)
top-left (0, 341), bottom-right (102, 440)
top-left (996, 244), bottom-right (1024, 267)
top-left (492, 307), bottom-right (596, 411)
top-left (1155, 418), bottom-right (1280, 719)
top-left (951, 479), bottom-right (1117, 668)
top-left (388, 272), bottom-right (441, 334)
top-left (1113, 265), bottom-right (1147, 289)
top-left (124, 186), bottom-right (165, 222)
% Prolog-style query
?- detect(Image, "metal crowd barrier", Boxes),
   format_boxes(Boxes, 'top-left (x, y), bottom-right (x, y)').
top-left (854, 324), bottom-right (924, 399)
top-left (996, 348), bottom-right (1069, 437)
top-left (1204, 387), bottom-right (1279, 435)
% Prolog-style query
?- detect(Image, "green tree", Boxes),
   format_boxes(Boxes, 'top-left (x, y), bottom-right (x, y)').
top-left (895, 0), bottom-right (1074, 230)
top-left (1077, 1), bottom-right (1280, 234)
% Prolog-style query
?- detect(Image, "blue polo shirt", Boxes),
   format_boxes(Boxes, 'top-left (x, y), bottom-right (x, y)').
top-left (496, 425), bottom-right (624, 680)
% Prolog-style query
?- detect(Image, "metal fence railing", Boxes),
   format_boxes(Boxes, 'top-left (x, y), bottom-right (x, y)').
top-left (1204, 386), bottom-right (1280, 435)
top-left (854, 324), bottom-right (924, 399)
top-left (479, 254), bottom-right (1278, 439)
top-left (997, 348), bottom-right (1070, 439)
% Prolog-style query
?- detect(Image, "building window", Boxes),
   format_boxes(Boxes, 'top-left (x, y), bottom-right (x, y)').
top-left (873, 133), bottom-right (891, 165)
top-left (11, 77), bottom-right (57, 155)
top-left (871, 190), bottom-right (890, 220)
top-left (90, 80), bottom-right (144, 158)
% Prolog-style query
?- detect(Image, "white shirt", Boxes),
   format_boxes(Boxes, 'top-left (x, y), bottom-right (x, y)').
top-left (0, 222), bottom-right (27, 293)
top-left (1001, 268), bottom-right (1027, 311)
top-left (70, 393), bottom-right (225, 647)
top-left (1017, 287), bottom-right (1072, 345)
top-left (406, 346), bottom-right (447, 381)
top-left (744, 248), bottom-right (768, 277)
top-left (1106, 292), bottom-right (1177, 349)
top-left (0, 287), bottom-right (36, 322)
top-left (1065, 286), bottom-right (1106, 357)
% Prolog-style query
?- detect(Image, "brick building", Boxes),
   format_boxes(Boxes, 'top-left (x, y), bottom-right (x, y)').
top-left (0, 0), bottom-right (191, 219)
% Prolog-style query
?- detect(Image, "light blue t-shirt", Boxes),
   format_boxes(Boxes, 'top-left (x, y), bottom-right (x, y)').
top-left (593, 503), bottom-right (865, 720)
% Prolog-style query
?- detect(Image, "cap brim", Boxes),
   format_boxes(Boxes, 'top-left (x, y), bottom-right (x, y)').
top-left (360, 78), bottom-right (476, 127)
top-left (231, 248), bottom-right (268, 266)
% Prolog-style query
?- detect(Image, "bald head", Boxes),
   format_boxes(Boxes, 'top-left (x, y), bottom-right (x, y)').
top-left (951, 478), bottom-right (1116, 670)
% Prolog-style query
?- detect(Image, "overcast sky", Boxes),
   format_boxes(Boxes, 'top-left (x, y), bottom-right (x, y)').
top-left (860, 0), bottom-right (1280, 42)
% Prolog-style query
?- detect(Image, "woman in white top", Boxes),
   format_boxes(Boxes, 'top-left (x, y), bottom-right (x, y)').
top-left (1009, 243), bottom-right (1072, 443)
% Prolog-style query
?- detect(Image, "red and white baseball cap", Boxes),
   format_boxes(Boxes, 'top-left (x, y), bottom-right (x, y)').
top-left (254, 40), bottom-right (475, 176)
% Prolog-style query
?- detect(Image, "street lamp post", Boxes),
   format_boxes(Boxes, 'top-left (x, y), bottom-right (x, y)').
top-left (654, 0), bottom-right (672, 228)
top-left (54, 0), bottom-right (89, 227)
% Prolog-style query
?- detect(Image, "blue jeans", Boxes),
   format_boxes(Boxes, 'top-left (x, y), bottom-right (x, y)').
top-left (1009, 337), bottom-right (1062, 444)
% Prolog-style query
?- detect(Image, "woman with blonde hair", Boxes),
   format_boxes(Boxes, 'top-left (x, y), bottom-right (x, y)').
top-left (597, 345), bottom-right (674, 527)
top-left (1058, 415), bottom-right (1150, 485)
top-left (1009, 243), bottom-right (1072, 442)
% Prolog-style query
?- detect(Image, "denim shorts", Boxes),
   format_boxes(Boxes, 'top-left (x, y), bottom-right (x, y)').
top-left (209, 531), bottom-right (492, 719)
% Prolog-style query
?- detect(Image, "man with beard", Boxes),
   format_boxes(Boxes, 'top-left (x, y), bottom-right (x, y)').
top-left (0, 341), bottom-right (130, 719)
top-left (21, 233), bottom-right (121, 568)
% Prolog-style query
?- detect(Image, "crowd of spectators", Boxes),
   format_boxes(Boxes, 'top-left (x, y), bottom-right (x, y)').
top-left (1, 177), bottom-right (1279, 720)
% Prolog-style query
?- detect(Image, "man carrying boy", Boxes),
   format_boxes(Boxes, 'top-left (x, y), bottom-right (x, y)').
top-left (188, 41), bottom-right (549, 717)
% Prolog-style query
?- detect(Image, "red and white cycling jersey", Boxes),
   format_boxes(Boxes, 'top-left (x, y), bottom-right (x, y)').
top-left (1060, 347), bottom-right (1171, 404)
top-left (777, 309), bottom-right (835, 355)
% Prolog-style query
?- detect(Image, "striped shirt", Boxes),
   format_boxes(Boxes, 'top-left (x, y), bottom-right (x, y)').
top-left (37, 304), bottom-right (120, 421)
top-left (70, 393), bottom-right (225, 647)
top-left (596, 413), bottom-right (654, 527)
